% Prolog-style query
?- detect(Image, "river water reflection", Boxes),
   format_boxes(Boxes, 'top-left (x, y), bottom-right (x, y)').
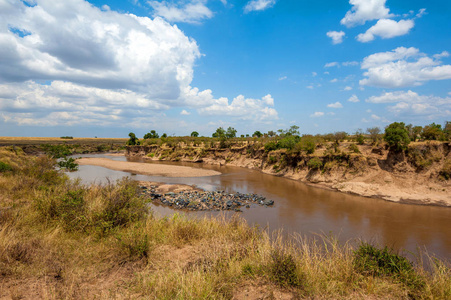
top-left (68, 154), bottom-right (451, 260)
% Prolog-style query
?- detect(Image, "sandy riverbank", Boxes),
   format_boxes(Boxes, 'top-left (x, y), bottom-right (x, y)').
top-left (76, 157), bottom-right (221, 177)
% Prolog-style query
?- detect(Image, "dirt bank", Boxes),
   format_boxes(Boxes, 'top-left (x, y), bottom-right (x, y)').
top-left (126, 141), bottom-right (451, 207)
top-left (76, 157), bottom-right (221, 177)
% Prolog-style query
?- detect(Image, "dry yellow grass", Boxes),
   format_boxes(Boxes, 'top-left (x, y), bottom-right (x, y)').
top-left (0, 146), bottom-right (450, 299)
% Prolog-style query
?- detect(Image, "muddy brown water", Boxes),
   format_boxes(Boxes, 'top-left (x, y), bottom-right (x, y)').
top-left (68, 154), bottom-right (451, 261)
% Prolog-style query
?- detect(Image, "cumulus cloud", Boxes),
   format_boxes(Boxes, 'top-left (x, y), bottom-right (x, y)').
top-left (348, 95), bottom-right (360, 102)
top-left (310, 112), bottom-right (324, 118)
top-left (341, 0), bottom-right (393, 27)
top-left (327, 101), bottom-right (343, 108)
top-left (244, 0), bottom-right (276, 13)
top-left (360, 47), bottom-right (451, 88)
top-left (326, 31), bottom-right (345, 44)
top-left (357, 19), bottom-right (414, 42)
top-left (366, 90), bottom-right (451, 117)
top-left (344, 86), bottom-right (353, 91)
top-left (180, 109), bottom-right (190, 115)
top-left (198, 94), bottom-right (278, 121)
top-left (0, 0), bottom-right (279, 127)
top-left (148, 0), bottom-right (213, 24)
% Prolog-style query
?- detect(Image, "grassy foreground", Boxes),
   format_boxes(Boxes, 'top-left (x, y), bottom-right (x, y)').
top-left (0, 147), bottom-right (450, 299)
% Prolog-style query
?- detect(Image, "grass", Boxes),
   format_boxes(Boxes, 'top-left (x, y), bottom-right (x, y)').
top-left (0, 146), bottom-right (450, 299)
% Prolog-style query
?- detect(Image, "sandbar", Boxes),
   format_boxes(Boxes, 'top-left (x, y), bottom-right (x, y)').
top-left (76, 157), bottom-right (221, 177)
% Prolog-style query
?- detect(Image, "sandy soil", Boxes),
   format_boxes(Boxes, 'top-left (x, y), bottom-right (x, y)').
top-left (76, 157), bottom-right (221, 177)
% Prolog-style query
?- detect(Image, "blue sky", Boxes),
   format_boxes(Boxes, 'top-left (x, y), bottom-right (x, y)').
top-left (0, 0), bottom-right (450, 137)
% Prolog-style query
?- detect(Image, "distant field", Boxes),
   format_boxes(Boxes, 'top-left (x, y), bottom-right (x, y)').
top-left (0, 137), bottom-right (128, 146)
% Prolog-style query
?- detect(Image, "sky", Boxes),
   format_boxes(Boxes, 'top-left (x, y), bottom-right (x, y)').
top-left (0, 0), bottom-right (450, 138)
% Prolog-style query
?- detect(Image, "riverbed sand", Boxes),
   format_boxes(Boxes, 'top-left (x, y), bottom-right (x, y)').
top-left (76, 157), bottom-right (221, 177)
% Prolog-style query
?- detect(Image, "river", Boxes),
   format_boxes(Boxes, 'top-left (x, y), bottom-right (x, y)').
top-left (67, 154), bottom-right (451, 261)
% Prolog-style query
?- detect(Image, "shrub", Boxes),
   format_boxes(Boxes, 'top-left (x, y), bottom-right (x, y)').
top-left (0, 161), bottom-right (13, 172)
top-left (264, 141), bottom-right (278, 152)
top-left (348, 144), bottom-right (360, 154)
top-left (268, 249), bottom-right (302, 287)
top-left (58, 157), bottom-right (79, 171)
top-left (354, 243), bottom-right (425, 291)
top-left (307, 157), bottom-right (322, 170)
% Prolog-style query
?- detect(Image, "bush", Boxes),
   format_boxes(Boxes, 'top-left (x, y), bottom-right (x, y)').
top-left (58, 157), bottom-right (79, 171)
top-left (354, 243), bottom-right (425, 291)
top-left (348, 144), bottom-right (360, 154)
top-left (268, 249), bottom-right (302, 287)
top-left (264, 141), bottom-right (278, 152)
top-left (0, 161), bottom-right (13, 172)
top-left (307, 157), bottom-right (322, 170)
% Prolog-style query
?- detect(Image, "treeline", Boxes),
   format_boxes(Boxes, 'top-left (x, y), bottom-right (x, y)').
top-left (127, 121), bottom-right (451, 153)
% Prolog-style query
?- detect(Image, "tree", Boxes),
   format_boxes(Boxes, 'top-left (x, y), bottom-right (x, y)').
top-left (143, 130), bottom-right (159, 139)
top-left (225, 127), bottom-right (237, 139)
top-left (191, 131), bottom-right (199, 137)
top-left (444, 121), bottom-right (451, 140)
top-left (421, 123), bottom-right (445, 141)
top-left (212, 127), bottom-right (225, 138)
top-left (253, 131), bottom-right (263, 138)
top-left (267, 130), bottom-right (276, 137)
top-left (333, 131), bottom-right (348, 144)
top-left (406, 124), bottom-right (422, 142)
top-left (127, 132), bottom-right (139, 145)
top-left (384, 122), bottom-right (410, 152)
top-left (161, 133), bottom-right (167, 138)
top-left (367, 127), bottom-right (381, 145)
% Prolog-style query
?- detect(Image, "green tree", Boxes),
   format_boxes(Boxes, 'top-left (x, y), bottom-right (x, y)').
top-left (143, 130), bottom-right (159, 139)
top-left (226, 127), bottom-right (237, 139)
top-left (406, 124), bottom-right (422, 142)
top-left (191, 131), bottom-right (199, 137)
top-left (444, 121), bottom-right (451, 140)
top-left (384, 122), bottom-right (410, 152)
top-left (253, 131), bottom-right (263, 138)
top-left (421, 123), bottom-right (445, 141)
top-left (212, 127), bottom-right (225, 138)
top-left (161, 133), bottom-right (167, 138)
top-left (267, 130), bottom-right (276, 137)
top-left (127, 132), bottom-right (139, 145)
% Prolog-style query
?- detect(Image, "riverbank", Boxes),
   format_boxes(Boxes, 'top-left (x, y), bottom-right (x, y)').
top-left (1, 147), bottom-right (449, 299)
top-left (127, 142), bottom-right (451, 207)
top-left (77, 157), bottom-right (221, 177)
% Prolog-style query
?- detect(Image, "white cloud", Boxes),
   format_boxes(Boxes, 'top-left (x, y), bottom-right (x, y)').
top-left (325, 62), bottom-right (339, 68)
top-left (198, 94), bottom-right (278, 121)
top-left (326, 31), bottom-right (345, 44)
top-left (180, 109), bottom-right (190, 115)
top-left (348, 95), bottom-right (360, 102)
top-left (416, 8), bottom-right (426, 18)
top-left (310, 112), bottom-right (324, 118)
top-left (148, 0), bottom-right (213, 24)
top-left (357, 19), bottom-right (414, 42)
top-left (312, 72), bottom-right (317, 77)
top-left (244, 0), bottom-right (276, 13)
top-left (330, 78), bottom-right (338, 83)
top-left (306, 85), bottom-right (314, 89)
top-left (342, 61), bottom-right (359, 67)
top-left (360, 47), bottom-right (451, 88)
top-left (341, 0), bottom-right (393, 27)
top-left (278, 76), bottom-right (287, 81)
top-left (0, 0), bottom-right (279, 127)
top-left (327, 101), bottom-right (343, 108)
top-left (366, 90), bottom-right (451, 117)
top-left (344, 86), bottom-right (353, 91)
top-left (371, 114), bottom-right (381, 120)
